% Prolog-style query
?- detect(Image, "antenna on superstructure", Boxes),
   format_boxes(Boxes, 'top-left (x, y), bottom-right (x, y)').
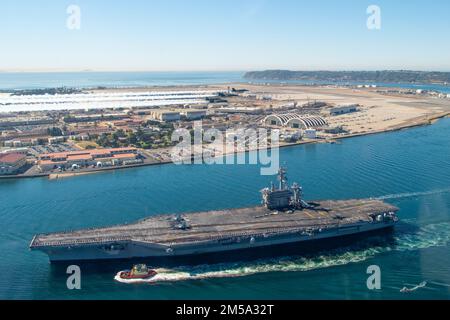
top-left (278, 167), bottom-right (288, 190)
top-left (261, 166), bottom-right (306, 210)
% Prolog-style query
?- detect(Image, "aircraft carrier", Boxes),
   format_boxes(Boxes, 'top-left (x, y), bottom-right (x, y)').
top-left (30, 168), bottom-right (399, 263)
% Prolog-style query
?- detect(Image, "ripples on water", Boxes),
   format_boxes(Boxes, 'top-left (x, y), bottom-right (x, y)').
top-left (114, 221), bottom-right (450, 284)
top-left (0, 71), bottom-right (245, 90)
top-left (0, 118), bottom-right (449, 299)
top-left (377, 189), bottom-right (450, 200)
top-left (0, 71), bottom-right (449, 93)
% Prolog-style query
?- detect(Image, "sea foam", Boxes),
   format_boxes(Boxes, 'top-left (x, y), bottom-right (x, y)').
top-left (114, 222), bottom-right (450, 284)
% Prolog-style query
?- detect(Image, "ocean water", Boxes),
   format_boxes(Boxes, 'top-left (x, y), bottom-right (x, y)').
top-left (0, 118), bottom-right (449, 300)
top-left (0, 71), bottom-right (449, 94)
top-left (0, 71), bottom-right (244, 90)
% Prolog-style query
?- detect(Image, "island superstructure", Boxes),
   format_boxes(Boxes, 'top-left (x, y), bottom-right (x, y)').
top-left (30, 168), bottom-right (399, 263)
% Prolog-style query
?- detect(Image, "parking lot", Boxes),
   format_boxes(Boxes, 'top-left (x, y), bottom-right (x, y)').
top-left (29, 143), bottom-right (79, 157)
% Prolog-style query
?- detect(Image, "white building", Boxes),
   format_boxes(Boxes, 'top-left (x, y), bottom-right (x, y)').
top-left (303, 129), bottom-right (317, 139)
top-left (0, 148), bottom-right (29, 155)
top-left (213, 106), bottom-right (263, 115)
top-left (7, 141), bottom-right (24, 148)
top-left (282, 131), bottom-right (302, 142)
top-left (328, 104), bottom-right (359, 116)
top-left (182, 110), bottom-right (207, 121)
top-left (264, 113), bottom-right (328, 129)
top-left (149, 111), bottom-right (181, 122)
top-left (48, 136), bottom-right (66, 144)
top-left (257, 94), bottom-right (272, 101)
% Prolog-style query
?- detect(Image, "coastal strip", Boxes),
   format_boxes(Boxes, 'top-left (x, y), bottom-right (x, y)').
top-left (2, 83), bottom-right (449, 181)
top-left (2, 111), bottom-right (446, 181)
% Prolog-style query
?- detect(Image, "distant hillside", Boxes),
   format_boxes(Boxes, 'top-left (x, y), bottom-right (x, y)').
top-left (243, 70), bottom-right (450, 84)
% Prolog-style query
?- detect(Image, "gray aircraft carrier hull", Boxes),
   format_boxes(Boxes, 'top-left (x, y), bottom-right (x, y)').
top-left (31, 213), bottom-right (397, 264)
top-left (31, 168), bottom-right (400, 265)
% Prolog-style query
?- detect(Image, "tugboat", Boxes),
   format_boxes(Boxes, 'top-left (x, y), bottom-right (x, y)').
top-left (119, 264), bottom-right (158, 280)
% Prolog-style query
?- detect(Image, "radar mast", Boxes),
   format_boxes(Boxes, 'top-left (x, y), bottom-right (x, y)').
top-left (261, 167), bottom-right (303, 210)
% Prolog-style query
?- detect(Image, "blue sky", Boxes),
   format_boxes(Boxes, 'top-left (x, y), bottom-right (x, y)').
top-left (1, 0), bottom-right (450, 72)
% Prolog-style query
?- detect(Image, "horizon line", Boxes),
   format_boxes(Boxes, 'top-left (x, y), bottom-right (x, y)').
top-left (2, 68), bottom-right (450, 74)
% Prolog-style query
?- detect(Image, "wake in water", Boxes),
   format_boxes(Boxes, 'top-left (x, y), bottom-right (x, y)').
top-left (114, 222), bottom-right (450, 284)
top-left (400, 281), bottom-right (427, 293)
top-left (376, 188), bottom-right (450, 201)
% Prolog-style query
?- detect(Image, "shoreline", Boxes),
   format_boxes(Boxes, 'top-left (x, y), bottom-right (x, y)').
top-left (274, 111), bottom-right (449, 150)
top-left (2, 78), bottom-right (450, 99)
top-left (1, 111), bottom-right (448, 181)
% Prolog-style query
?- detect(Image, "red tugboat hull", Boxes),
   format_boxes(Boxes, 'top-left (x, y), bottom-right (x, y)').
top-left (119, 270), bottom-right (157, 280)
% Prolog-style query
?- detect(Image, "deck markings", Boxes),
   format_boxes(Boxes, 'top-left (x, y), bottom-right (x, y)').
top-left (305, 212), bottom-right (314, 219)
